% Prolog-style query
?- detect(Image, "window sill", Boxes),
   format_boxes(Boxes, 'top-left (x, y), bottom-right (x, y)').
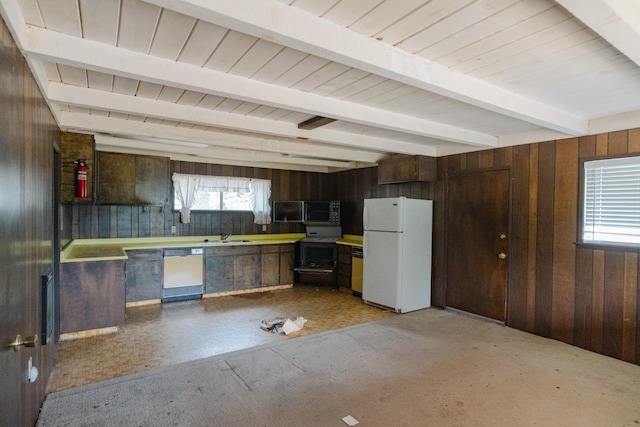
top-left (575, 241), bottom-right (640, 253)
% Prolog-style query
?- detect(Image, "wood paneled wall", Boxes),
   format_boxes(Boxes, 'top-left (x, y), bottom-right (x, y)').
top-left (331, 133), bottom-right (640, 366)
top-left (440, 133), bottom-right (640, 366)
top-left (66, 160), bottom-right (335, 239)
top-left (0, 17), bottom-right (59, 426)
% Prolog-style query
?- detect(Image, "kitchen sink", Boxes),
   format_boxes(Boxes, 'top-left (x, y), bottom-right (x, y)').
top-left (203, 239), bottom-right (251, 244)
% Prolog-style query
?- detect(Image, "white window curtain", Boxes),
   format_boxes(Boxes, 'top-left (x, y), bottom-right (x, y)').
top-left (250, 179), bottom-right (271, 225)
top-left (197, 176), bottom-right (251, 193)
top-left (172, 173), bottom-right (200, 224)
top-left (172, 173), bottom-right (271, 225)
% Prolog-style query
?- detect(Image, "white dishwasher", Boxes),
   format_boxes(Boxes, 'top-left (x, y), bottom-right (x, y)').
top-left (163, 247), bottom-right (204, 302)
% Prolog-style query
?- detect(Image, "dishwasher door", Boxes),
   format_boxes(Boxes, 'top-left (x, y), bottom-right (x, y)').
top-left (163, 248), bottom-right (203, 302)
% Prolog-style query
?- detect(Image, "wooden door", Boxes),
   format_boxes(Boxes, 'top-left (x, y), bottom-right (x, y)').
top-left (0, 228), bottom-right (25, 425)
top-left (0, 95), bottom-right (26, 427)
top-left (446, 170), bottom-right (510, 321)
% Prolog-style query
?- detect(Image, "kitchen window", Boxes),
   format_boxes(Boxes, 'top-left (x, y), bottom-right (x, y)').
top-left (582, 155), bottom-right (640, 246)
top-left (172, 173), bottom-right (271, 225)
top-left (173, 190), bottom-right (252, 212)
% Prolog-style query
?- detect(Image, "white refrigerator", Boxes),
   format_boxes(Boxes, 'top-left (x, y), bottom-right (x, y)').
top-left (362, 197), bottom-right (433, 313)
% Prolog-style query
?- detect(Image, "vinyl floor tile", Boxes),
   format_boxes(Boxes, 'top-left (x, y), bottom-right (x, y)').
top-left (47, 285), bottom-right (395, 393)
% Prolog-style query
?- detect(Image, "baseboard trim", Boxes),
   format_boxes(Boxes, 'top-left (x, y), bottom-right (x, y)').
top-left (203, 284), bottom-right (293, 299)
top-left (60, 326), bottom-right (119, 341)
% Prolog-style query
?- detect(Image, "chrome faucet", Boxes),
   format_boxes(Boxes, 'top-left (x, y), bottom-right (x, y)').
top-left (221, 233), bottom-right (231, 241)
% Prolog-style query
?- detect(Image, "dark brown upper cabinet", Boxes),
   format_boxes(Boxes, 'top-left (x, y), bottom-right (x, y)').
top-left (60, 132), bottom-right (95, 204)
top-left (377, 155), bottom-right (437, 184)
top-left (97, 152), bottom-right (170, 205)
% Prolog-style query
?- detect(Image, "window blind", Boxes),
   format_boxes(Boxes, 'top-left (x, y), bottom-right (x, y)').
top-left (583, 156), bottom-right (640, 245)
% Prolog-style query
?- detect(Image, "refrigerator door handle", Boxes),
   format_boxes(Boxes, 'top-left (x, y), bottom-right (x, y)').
top-left (363, 205), bottom-right (369, 230)
top-left (363, 232), bottom-right (368, 258)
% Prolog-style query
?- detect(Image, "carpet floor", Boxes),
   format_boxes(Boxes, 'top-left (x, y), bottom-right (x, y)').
top-left (37, 308), bottom-right (640, 427)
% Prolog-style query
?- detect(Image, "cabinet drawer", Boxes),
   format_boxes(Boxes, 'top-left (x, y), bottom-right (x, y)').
top-left (279, 243), bottom-right (295, 253)
top-left (125, 249), bottom-right (163, 261)
top-left (205, 245), bottom-right (260, 256)
top-left (260, 245), bottom-right (280, 254)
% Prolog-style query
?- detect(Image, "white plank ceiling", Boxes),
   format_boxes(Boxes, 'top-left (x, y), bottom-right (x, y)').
top-left (2, 0), bottom-right (640, 172)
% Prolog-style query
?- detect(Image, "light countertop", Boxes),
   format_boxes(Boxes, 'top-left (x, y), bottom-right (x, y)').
top-left (336, 234), bottom-right (363, 247)
top-left (61, 234), bottom-right (306, 263)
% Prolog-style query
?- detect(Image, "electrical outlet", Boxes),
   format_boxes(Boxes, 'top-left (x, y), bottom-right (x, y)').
top-left (171, 225), bottom-right (176, 234)
top-left (262, 224), bottom-right (267, 232)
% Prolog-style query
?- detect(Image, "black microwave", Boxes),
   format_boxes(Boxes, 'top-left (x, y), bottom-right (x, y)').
top-left (304, 200), bottom-right (340, 225)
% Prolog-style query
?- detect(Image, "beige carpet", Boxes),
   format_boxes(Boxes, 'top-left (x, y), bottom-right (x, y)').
top-left (37, 308), bottom-right (640, 426)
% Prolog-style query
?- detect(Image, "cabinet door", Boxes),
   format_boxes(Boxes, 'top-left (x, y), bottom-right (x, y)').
top-left (279, 244), bottom-right (295, 285)
top-left (61, 132), bottom-right (94, 204)
top-left (125, 260), bottom-right (162, 302)
top-left (261, 245), bottom-right (280, 286)
top-left (60, 260), bottom-right (125, 334)
top-left (98, 152), bottom-right (136, 204)
top-left (204, 256), bottom-right (233, 293)
top-left (233, 254), bottom-right (261, 290)
top-left (125, 249), bottom-right (163, 302)
top-left (377, 155), bottom-right (416, 184)
top-left (135, 155), bottom-right (169, 205)
top-left (337, 245), bottom-right (352, 288)
top-left (377, 155), bottom-right (436, 184)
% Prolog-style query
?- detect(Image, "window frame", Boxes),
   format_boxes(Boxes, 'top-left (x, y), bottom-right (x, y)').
top-left (578, 153), bottom-right (640, 252)
top-left (172, 187), bottom-right (253, 212)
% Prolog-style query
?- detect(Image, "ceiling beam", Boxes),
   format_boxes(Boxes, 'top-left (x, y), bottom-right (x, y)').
top-left (94, 135), bottom-right (360, 170)
top-left (589, 109), bottom-right (640, 135)
top-left (556, 0), bottom-right (640, 67)
top-left (147, 0), bottom-right (588, 136)
top-left (21, 25), bottom-right (498, 148)
top-left (96, 143), bottom-right (331, 173)
top-left (46, 83), bottom-right (435, 158)
top-left (58, 112), bottom-right (379, 167)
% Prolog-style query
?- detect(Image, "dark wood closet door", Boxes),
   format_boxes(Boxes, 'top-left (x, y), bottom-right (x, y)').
top-left (446, 170), bottom-right (510, 322)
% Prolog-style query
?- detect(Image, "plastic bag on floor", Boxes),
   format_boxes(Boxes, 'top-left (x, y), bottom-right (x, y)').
top-left (282, 317), bottom-right (307, 335)
top-left (260, 316), bottom-right (307, 335)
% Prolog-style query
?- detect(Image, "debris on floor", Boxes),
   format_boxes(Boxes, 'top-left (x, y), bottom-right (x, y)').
top-left (282, 317), bottom-right (307, 335)
top-left (260, 317), bottom-right (285, 333)
top-left (342, 415), bottom-right (359, 426)
top-left (260, 316), bottom-right (307, 335)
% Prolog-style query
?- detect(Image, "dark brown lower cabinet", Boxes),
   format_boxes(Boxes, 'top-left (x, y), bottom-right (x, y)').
top-left (204, 254), bottom-right (233, 293)
top-left (279, 244), bottom-right (295, 284)
top-left (205, 243), bottom-right (296, 293)
top-left (60, 260), bottom-right (125, 334)
top-left (337, 245), bottom-right (352, 289)
top-left (261, 245), bottom-right (280, 286)
top-left (232, 250), bottom-right (261, 290)
top-left (204, 245), bottom-right (260, 292)
top-left (125, 249), bottom-right (163, 303)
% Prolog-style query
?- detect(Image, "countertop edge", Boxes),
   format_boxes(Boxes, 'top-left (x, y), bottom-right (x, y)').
top-left (61, 234), bottom-right (306, 263)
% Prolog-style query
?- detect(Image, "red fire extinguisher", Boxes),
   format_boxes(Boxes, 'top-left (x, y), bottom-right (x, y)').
top-left (75, 160), bottom-right (87, 198)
